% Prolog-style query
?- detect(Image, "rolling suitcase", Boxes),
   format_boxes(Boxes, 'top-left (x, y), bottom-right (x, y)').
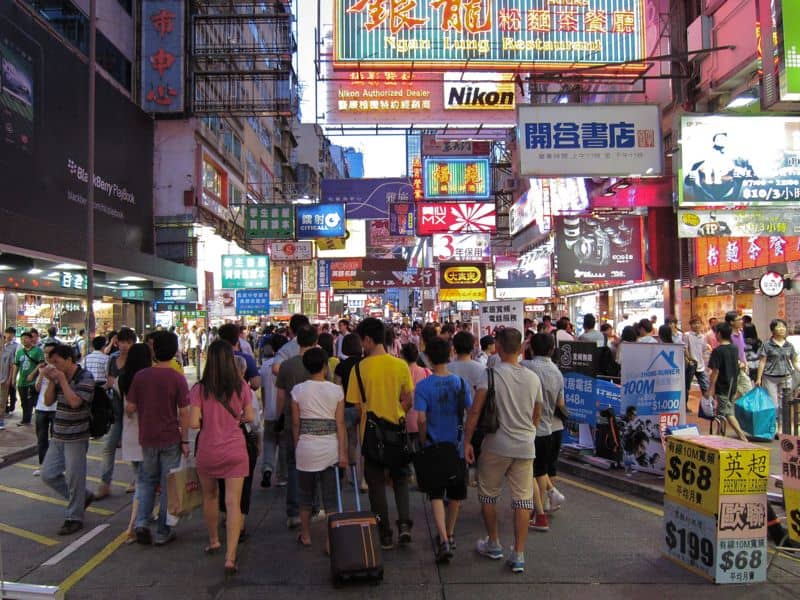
top-left (329, 465), bottom-right (383, 586)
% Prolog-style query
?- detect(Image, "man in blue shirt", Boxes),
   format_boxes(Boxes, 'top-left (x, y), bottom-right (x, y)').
top-left (415, 337), bottom-right (473, 564)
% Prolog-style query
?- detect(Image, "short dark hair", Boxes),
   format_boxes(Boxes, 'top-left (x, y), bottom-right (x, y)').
top-left (716, 321), bottom-right (733, 341)
top-left (440, 322), bottom-right (455, 335)
top-left (342, 333), bottom-right (362, 358)
top-left (217, 323), bottom-right (240, 346)
top-left (47, 326), bottom-right (57, 337)
top-left (425, 337), bottom-right (451, 366)
top-left (600, 323), bottom-right (612, 333)
top-left (452, 331), bottom-right (474, 356)
top-left (4, 327), bottom-right (15, 335)
top-left (296, 325), bottom-right (318, 349)
top-left (117, 327), bottom-right (136, 343)
top-left (318, 332), bottom-right (335, 358)
top-left (420, 323), bottom-right (439, 346)
top-left (480, 335), bottom-right (495, 351)
top-left (770, 318), bottom-right (788, 332)
top-left (638, 319), bottom-right (653, 334)
top-left (357, 318), bottom-right (385, 346)
top-left (530, 333), bottom-right (554, 357)
top-left (583, 313), bottom-right (596, 330)
top-left (21, 331), bottom-right (33, 340)
top-left (269, 333), bottom-right (289, 353)
top-left (338, 319), bottom-right (350, 328)
top-left (496, 328), bottom-right (522, 355)
top-left (29, 328), bottom-right (38, 335)
top-left (43, 341), bottom-right (59, 353)
top-left (724, 311), bottom-right (740, 324)
top-left (542, 315), bottom-right (552, 323)
top-left (50, 344), bottom-right (75, 361)
top-left (301, 347), bottom-right (328, 375)
top-left (289, 313), bottom-right (310, 334)
top-left (400, 342), bottom-right (419, 363)
top-left (555, 317), bottom-right (569, 331)
top-left (152, 331), bottom-right (179, 362)
top-left (91, 336), bottom-right (107, 350)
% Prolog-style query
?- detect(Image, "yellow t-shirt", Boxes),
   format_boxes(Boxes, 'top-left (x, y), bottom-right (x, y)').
top-left (327, 357), bottom-right (340, 382)
top-left (170, 358), bottom-right (184, 374)
top-left (346, 353), bottom-right (414, 430)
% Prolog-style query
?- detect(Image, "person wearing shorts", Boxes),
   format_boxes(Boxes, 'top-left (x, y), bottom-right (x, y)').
top-left (464, 328), bottom-right (543, 574)
top-left (291, 347), bottom-right (347, 551)
top-left (414, 337), bottom-right (473, 564)
top-left (706, 321), bottom-right (748, 441)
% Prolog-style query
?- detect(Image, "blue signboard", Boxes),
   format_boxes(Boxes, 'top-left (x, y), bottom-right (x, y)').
top-left (317, 259), bottom-right (331, 290)
top-left (296, 203), bottom-right (346, 239)
top-left (562, 373), bottom-right (621, 445)
top-left (235, 289), bottom-right (270, 315)
top-left (140, 0), bottom-right (185, 113)
top-left (321, 178), bottom-right (413, 220)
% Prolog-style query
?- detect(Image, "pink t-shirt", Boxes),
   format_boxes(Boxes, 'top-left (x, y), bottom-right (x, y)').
top-left (406, 363), bottom-right (430, 433)
top-left (190, 384), bottom-right (251, 479)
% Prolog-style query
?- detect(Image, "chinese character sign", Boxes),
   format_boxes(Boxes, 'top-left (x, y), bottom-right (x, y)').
top-left (695, 236), bottom-right (800, 276)
top-left (678, 209), bottom-right (800, 239)
top-left (321, 178), bottom-right (412, 220)
top-left (141, 0), bottom-right (184, 113)
top-left (478, 300), bottom-right (524, 336)
top-left (235, 289), bottom-right (270, 315)
top-left (518, 104), bottom-right (662, 176)
top-left (60, 272), bottom-right (87, 290)
top-left (221, 255), bottom-right (269, 289)
top-left (296, 204), bottom-right (347, 239)
top-left (334, 0), bottom-right (647, 75)
top-left (247, 205), bottom-right (294, 239)
top-left (389, 201), bottom-right (415, 235)
top-left (433, 233), bottom-right (491, 262)
top-left (423, 157), bottom-right (491, 199)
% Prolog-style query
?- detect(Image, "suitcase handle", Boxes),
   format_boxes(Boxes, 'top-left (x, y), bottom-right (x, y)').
top-left (334, 464), bottom-right (361, 513)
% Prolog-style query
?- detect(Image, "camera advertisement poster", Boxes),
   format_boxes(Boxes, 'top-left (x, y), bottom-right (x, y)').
top-left (554, 215), bottom-right (644, 283)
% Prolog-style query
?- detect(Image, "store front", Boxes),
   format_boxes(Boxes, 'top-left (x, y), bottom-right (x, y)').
top-left (613, 282), bottom-right (665, 327)
top-left (567, 292), bottom-right (600, 334)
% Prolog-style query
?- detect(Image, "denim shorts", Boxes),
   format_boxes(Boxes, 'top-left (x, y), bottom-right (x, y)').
top-left (298, 466), bottom-right (338, 512)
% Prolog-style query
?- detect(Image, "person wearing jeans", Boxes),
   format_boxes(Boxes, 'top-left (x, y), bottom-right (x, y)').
top-left (33, 343), bottom-right (59, 472)
top-left (137, 444), bottom-right (182, 540)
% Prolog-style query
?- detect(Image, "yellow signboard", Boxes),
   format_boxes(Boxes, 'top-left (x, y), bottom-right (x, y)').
top-left (439, 288), bottom-right (486, 302)
top-left (785, 486), bottom-right (800, 545)
top-left (332, 280), bottom-right (366, 290)
top-left (664, 436), bottom-right (770, 516)
top-left (317, 237), bottom-right (346, 251)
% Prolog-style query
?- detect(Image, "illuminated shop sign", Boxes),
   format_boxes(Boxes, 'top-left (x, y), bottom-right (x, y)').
top-left (423, 157), bottom-right (491, 199)
top-left (417, 201), bottom-right (497, 235)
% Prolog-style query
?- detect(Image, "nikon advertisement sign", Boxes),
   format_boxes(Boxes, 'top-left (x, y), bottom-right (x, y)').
top-left (444, 74), bottom-right (515, 111)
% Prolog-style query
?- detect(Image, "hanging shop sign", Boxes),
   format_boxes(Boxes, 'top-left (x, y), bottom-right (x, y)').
top-left (439, 262), bottom-right (486, 302)
top-left (694, 235), bottom-right (800, 276)
top-left (518, 104), bottom-right (662, 177)
top-left (494, 241), bottom-right (553, 299)
top-left (555, 341), bottom-right (598, 377)
top-left (317, 259), bottom-right (331, 290)
top-left (443, 72), bottom-right (516, 111)
top-left (423, 157), bottom-right (491, 199)
top-left (679, 115), bottom-right (800, 206)
top-left (316, 219), bottom-right (367, 258)
top-left (433, 233), bottom-right (491, 262)
top-left (389, 201), bottom-right (415, 236)
top-left (268, 241), bottom-right (314, 261)
top-left (555, 215), bottom-right (644, 283)
top-left (220, 255), bottom-right (269, 289)
top-left (246, 204), bottom-right (294, 239)
top-left (678, 208), bottom-right (800, 238)
top-left (358, 269), bottom-right (436, 289)
top-left (60, 272), bottom-right (88, 290)
top-left (296, 203), bottom-right (346, 239)
top-left (759, 271), bottom-right (785, 297)
top-left (779, 0), bottom-right (800, 101)
top-left (321, 178), bottom-right (412, 220)
top-left (235, 289), bottom-right (270, 315)
top-left (156, 287), bottom-right (196, 302)
top-left (333, 0), bottom-right (648, 76)
top-left (422, 136), bottom-right (492, 156)
top-left (589, 177), bottom-right (673, 209)
top-left (416, 201), bottom-right (497, 235)
top-left (140, 0), bottom-right (185, 113)
top-left (478, 300), bottom-right (525, 336)
top-left (509, 178), bottom-right (589, 235)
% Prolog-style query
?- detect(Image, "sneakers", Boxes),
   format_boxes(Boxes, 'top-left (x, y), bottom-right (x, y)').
top-left (57, 520), bottom-right (83, 536)
top-left (286, 516), bottom-right (301, 529)
top-left (398, 522), bottom-right (412, 544)
top-left (311, 510), bottom-right (327, 524)
top-left (529, 513), bottom-right (550, 531)
top-left (435, 540), bottom-right (453, 564)
top-left (32, 469), bottom-right (40, 477)
top-left (506, 551), bottom-right (525, 574)
top-left (380, 534), bottom-right (394, 550)
top-left (436, 534), bottom-right (456, 552)
top-left (261, 470), bottom-right (272, 488)
top-left (154, 530), bottom-right (177, 546)
top-left (276, 479), bottom-right (288, 487)
top-left (0, 420), bottom-right (5, 430)
top-left (549, 487), bottom-right (565, 506)
top-left (475, 537), bottom-right (503, 560)
top-left (135, 526), bottom-right (153, 545)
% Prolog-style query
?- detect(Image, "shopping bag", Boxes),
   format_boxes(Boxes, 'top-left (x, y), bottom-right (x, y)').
top-left (167, 459), bottom-right (203, 517)
top-left (735, 386), bottom-right (777, 441)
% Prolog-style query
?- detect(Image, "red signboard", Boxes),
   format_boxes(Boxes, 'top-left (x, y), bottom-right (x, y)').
top-left (363, 269), bottom-right (437, 289)
top-left (695, 235), bottom-right (800, 276)
top-left (416, 201), bottom-right (497, 235)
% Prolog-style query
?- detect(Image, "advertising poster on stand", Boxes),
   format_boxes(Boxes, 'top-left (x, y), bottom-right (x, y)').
top-left (619, 342), bottom-right (685, 474)
top-left (555, 215), bottom-right (644, 283)
top-left (494, 241), bottom-right (552, 299)
top-left (478, 300), bottom-right (524, 337)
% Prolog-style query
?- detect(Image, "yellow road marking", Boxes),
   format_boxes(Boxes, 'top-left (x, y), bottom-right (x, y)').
top-left (13, 463), bottom-right (129, 489)
top-left (58, 530), bottom-right (128, 595)
top-left (0, 485), bottom-right (114, 516)
top-left (0, 522), bottom-right (59, 546)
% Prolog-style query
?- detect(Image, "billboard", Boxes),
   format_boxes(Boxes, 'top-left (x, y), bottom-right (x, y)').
top-left (321, 178), bottom-right (412, 220)
top-left (296, 203), bottom-right (346, 239)
top-left (246, 204), bottom-right (294, 239)
top-left (518, 104), bottom-right (662, 177)
top-left (268, 241), bottom-right (314, 261)
top-left (433, 233), bottom-right (491, 262)
top-left (695, 236), bottom-right (800, 277)
top-left (334, 0), bottom-right (648, 75)
top-left (494, 241), bottom-right (553, 299)
top-left (389, 201), bottom-right (414, 236)
top-left (555, 215), bottom-right (644, 283)
top-left (140, 0), bottom-right (185, 113)
top-left (509, 178), bottom-right (589, 236)
top-left (221, 255), bottom-right (269, 289)
top-left (422, 136), bottom-right (491, 156)
top-left (679, 115), bottom-right (800, 206)
top-left (416, 201), bottom-right (497, 235)
top-left (423, 157), bottom-right (491, 199)
top-left (677, 208), bottom-right (800, 238)
top-left (439, 262), bottom-right (487, 302)
top-left (235, 289), bottom-right (270, 315)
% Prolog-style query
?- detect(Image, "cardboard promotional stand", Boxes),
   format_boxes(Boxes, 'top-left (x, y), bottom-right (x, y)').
top-left (663, 436), bottom-right (770, 584)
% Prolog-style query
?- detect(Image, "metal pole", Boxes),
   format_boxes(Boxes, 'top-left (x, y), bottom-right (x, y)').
top-left (86, 0), bottom-right (96, 337)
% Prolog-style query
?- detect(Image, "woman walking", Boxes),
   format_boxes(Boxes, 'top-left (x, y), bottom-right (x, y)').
top-left (190, 340), bottom-right (254, 576)
top-left (756, 318), bottom-right (799, 434)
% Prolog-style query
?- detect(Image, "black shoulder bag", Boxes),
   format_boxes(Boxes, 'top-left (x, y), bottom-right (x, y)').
top-left (356, 362), bottom-right (412, 468)
top-left (476, 368), bottom-right (499, 434)
top-left (412, 378), bottom-right (465, 493)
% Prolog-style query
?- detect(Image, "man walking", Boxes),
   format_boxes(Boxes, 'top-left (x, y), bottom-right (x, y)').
top-left (346, 318), bottom-right (414, 550)
top-left (40, 345), bottom-right (96, 535)
top-left (464, 328), bottom-right (543, 574)
top-left (0, 327), bottom-right (19, 429)
top-left (578, 314), bottom-right (605, 347)
top-left (12, 331), bottom-right (44, 426)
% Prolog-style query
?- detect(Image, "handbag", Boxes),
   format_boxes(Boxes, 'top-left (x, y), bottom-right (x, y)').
top-left (166, 457), bottom-right (203, 516)
top-left (476, 368), bottom-right (499, 434)
top-left (355, 363), bottom-right (412, 468)
top-left (412, 379), bottom-right (465, 493)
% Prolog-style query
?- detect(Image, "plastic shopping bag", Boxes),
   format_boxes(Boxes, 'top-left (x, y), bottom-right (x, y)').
top-left (167, 458), bottom-right (203, 517)
top-left (734, 386), bottom-right (777, 441)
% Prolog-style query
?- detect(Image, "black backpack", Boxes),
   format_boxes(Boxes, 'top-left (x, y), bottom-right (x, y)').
top-left (86, 372), bottom-right (114, 438)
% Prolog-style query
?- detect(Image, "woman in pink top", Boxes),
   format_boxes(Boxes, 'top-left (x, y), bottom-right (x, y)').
top-left (401, 343), bottom-right (430, 449)
top-left (189, 340), bottom-right (254, 576)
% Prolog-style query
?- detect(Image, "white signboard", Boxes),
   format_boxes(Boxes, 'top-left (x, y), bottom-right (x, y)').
top-left (432, 233), bottom-right (491, 262)
top-left (517, 104), bottom-right (663, 177)
top-left (478, 300), bottom-right (524, 338)
top-left (268, 241), bottom-right (314, 261)
top-left (443, 72), bottom-right (516, 111)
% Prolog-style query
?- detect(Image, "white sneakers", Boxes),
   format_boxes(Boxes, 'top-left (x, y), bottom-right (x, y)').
top-left (548, 487), bottom-right (565, 511)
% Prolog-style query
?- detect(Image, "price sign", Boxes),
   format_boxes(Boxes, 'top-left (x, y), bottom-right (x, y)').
top-left (715, 538), bottom-right (767, 583)
top-left (663, 499), bottom-right (717, 580)
top-left (786, 486), bottom-right (800, 545)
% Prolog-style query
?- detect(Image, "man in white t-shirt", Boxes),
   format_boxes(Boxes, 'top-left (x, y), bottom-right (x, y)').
top-left (32, 342), bottom-right (59, 475)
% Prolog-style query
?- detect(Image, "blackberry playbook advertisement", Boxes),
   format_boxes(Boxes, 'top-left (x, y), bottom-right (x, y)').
top-left (554, 215), bottom-right (645, 283)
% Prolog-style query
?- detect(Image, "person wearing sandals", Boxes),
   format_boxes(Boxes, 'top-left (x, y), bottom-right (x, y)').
top-left (190, 340), bottom-right (255, 576)
top-left (291, 347), bottom-right (347, 552)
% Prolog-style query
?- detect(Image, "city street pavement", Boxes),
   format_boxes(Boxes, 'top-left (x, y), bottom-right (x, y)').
top-left (1, 436), bottom-right (799, 599)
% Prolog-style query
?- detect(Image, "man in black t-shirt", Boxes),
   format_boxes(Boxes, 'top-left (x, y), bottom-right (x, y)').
top-left (706, 322), bottom-right (748, 441)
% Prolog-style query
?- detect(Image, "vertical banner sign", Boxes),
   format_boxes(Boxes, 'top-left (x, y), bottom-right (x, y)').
top-left (619, 342), bottom-right (685, 474)
top-left (317, 259), bottom-right (331, 290)
top-left (141, 0), bottom-right (185, 113)
top-left (780, 0), bottom-right (800, 100)
top-left (389, 201), bottom-right (415, 236)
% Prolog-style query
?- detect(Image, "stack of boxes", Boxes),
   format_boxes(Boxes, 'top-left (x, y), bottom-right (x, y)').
top-left (663, 435), bottom-right (770, 584)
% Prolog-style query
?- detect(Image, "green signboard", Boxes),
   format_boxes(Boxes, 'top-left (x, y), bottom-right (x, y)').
top-left (246, 204), bottom-right (294, 239)
top-left (121, 289), bottom-right (146, 300)
top-left (334, 0), bottom-right (647, 75)
top-left (780, 0), bottom-right (800, 100)
top-left (221, 255), bottom-right (270, 289)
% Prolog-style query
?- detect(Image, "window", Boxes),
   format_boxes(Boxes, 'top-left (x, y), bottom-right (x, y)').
top-left (229, 183), bottom-right (244, 206)
top-left (203, 160), bottom-right (223, 199)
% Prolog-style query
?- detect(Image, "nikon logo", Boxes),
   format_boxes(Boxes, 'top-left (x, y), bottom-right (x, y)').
top-left (445, 84), bottom-right (515, 110)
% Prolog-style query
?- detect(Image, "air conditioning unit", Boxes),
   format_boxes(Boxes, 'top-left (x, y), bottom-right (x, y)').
top-left (687, 15), bottom-right (712, 62)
